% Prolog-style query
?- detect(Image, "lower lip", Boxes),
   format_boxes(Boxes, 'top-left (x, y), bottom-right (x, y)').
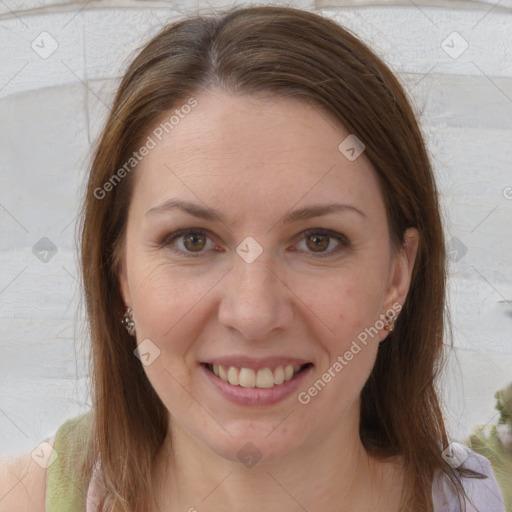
top-left (199, 364), bottom-right (313, 406)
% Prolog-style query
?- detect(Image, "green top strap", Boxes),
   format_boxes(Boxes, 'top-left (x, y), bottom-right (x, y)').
top-left (45, 413), bottom-right (94, 512)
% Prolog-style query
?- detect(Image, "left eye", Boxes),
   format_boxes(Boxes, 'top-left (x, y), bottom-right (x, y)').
top-left (161, 228), bottom-right (349, 258)
top-left (294, 228), bottom-right (349, 257)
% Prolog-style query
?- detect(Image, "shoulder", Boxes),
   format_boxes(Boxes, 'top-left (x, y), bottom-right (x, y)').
top-left (0, 438), bottom-right (53, 512)
top-left (433, 444), bottom-right (506, 512)
top-left (0, 413), bottom-right (94, 512)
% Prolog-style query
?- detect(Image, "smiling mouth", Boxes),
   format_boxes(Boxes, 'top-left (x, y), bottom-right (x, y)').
top-left (202, 362), bottom-right (313, 389)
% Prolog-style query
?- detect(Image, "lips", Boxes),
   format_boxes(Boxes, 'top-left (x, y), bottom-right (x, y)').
top-left (199, 358), bottom-right (314, 406)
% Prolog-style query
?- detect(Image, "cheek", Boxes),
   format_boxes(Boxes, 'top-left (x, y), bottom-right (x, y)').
top-left (299, 269), bottom-right (386, 344)
top-left (315, 339), bottom-right (379, 420)
top-left (294, 270), bottom-right (388, 406)
top-left (127, 260), bottom-right (208, 408)
top-left (299, 283), bottom-right (382, 419)
top-left (127, 258), bottom-right (207, 354)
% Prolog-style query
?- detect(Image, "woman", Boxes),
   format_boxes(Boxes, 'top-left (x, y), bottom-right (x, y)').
top-left (0, 5), bottom-right (506, 512)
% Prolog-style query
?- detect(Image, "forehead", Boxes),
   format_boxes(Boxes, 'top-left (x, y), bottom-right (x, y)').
top-left (130, 89), bottom-right (385, 225)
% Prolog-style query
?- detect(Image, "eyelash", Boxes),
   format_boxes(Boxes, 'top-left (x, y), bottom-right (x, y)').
top-left (159, 228), bottom-right (350, 259)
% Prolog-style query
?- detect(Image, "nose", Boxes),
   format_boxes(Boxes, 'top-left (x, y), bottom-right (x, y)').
top-left (217, 253), bottom-right (294, 341)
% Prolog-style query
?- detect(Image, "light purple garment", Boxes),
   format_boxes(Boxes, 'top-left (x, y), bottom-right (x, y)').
top-left (432, 447), bottom-right (506, 512)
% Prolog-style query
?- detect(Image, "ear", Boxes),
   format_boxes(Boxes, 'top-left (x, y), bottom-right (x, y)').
top-left (117, 253), bottom-right (132, 308)
top-left (381, 227), bottom-right (419, 333)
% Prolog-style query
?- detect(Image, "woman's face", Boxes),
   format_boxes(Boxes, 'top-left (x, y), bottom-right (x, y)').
top-left (119, 89), bottom-right (418, 463)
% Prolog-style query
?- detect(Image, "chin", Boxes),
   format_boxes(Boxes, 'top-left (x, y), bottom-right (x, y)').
top-left (199, 421), bottom-right (306, 466)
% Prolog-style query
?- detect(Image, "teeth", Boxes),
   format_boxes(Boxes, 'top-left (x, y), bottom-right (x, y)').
top-left (239, 368), bottom-right (256, 387)
top-left (227, 366), bottom-right (239, 386)
top-left (219, 364), bottom-right (228, 381)
top-left (274, 365), bottom-right (285, 385)
top-left (256, 368), bottom-right (274, 388)
top-left (210, 363), bottom-right (306, 389)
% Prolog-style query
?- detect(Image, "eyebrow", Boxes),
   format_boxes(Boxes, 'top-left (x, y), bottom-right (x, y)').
top-left (146, 199), bottom-right (366, 223)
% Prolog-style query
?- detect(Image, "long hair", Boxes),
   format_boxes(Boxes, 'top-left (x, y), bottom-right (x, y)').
top-left (78, 6), bottom-right (480, 510)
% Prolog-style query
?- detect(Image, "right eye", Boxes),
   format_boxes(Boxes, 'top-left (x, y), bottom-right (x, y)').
top-left (160, 229), bottom-right (219, 257)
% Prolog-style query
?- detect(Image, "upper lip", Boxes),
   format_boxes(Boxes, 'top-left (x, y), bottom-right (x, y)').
top-left (202, 356), bottom-right (313, 371)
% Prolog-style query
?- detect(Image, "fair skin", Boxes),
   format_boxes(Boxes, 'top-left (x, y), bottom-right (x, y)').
top-left (119, 89), bottom-right (419, 512)
top-left (0, 447), bottom-right (49, 512)
top-left (0, 89), bottom-right (418, 512)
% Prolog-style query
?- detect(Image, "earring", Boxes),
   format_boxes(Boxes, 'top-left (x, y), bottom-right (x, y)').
top-left (121, 307), bottom-right (136, 336)
top-left (384, 313), bottom-right (397, 332)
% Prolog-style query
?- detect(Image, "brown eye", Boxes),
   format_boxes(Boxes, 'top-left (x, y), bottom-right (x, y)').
top-left (296, 228), bottom-right (350, 258)
top-left (183, 231), bottom-right (207, 252)
top-left (305, 233), bottom-right (330, 252)
top-left (161, 229), bottom-right (215, 257)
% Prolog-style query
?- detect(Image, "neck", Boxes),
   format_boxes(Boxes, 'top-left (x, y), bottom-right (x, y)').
top-left (152, 410), bottom-right (403, 511)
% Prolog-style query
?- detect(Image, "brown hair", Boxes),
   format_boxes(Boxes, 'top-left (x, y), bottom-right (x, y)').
top-left (78, 5), bottom-right (481, 511)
